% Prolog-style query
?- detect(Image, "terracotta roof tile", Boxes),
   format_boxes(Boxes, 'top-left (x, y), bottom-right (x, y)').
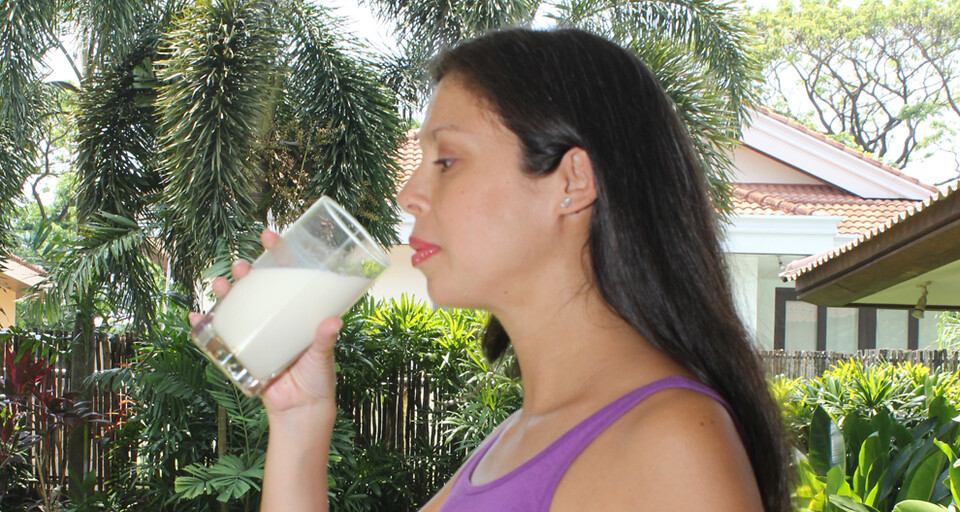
top-left (754, 108), bottom-right (937, 193)
top-left (733, 183), bottom-right (921, 235)
top-left (781, 183), bottom-right (960, 281)
top-left (396, 130), bottom-right (420, 191)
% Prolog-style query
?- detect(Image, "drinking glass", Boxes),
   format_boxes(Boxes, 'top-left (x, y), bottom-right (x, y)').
top-left (191, 196), bottom-right (390, 396)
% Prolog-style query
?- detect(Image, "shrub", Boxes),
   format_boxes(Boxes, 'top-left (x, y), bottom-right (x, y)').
top-left (779, 358), bottom-right (960, 512)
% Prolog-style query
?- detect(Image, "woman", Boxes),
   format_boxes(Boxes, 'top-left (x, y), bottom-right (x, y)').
top-left (195, 28), bottom-right (791, 511)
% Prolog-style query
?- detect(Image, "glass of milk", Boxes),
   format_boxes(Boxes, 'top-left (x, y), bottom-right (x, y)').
top-left (190, 196), bottom-right (390, 396)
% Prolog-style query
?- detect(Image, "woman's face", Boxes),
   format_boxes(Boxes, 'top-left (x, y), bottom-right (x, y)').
top-left (397, 77), bottom-right (558, 310)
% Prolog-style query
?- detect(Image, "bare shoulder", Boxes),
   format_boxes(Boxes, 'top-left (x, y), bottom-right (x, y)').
top-left (551, 387), bottom-right (763, 512)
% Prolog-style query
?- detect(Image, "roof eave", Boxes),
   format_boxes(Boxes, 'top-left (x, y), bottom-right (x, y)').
top-left (744, 111), bottom-right (937, 200)
top-left (788, 187), bottom-right (960, 307)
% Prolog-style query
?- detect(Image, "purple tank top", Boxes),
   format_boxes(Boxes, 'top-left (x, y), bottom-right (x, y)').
top-left (437, 376), bottom-right (732, 512)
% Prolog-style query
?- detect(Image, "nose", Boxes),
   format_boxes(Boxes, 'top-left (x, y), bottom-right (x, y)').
top-left (397, 166), bottom-right (427, 217)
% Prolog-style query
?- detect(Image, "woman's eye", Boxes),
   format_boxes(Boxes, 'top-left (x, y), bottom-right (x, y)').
top-left (433, 158), bottom-right (455, 171)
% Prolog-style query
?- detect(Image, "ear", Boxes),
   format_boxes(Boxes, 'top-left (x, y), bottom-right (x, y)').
top-left (555, 147), bottom-right (597, 214)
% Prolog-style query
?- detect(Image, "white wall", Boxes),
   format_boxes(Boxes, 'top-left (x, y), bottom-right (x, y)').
top-left (732, 146), bottom-right (823, 185)
top-left (726, 253), bottom-right (802, 350)
top-left (368, 245), bottom-right (431, 304)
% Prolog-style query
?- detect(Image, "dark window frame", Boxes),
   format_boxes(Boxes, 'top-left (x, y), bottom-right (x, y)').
top-left (773, 288), bottom-right (913, 352)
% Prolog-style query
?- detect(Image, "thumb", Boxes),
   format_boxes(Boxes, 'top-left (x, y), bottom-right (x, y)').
top-left (287, 316), bottom-right (342, 397)
top-left (305, 316), bottom-right (342, 367)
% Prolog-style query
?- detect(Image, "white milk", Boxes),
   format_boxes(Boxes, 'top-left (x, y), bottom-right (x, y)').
top-left (210, 267), bottom-right (371, 382)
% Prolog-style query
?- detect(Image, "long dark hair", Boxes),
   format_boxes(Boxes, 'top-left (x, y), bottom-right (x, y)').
top-left (431, 28), bottom-right (791, 512)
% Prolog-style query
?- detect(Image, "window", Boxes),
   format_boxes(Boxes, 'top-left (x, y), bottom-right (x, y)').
top-left (773, 288), bottom-right (938, 352)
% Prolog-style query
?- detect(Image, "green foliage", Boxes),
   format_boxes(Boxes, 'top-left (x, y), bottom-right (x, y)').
top-left (75, 29), bottom-right (162, 221)
top-left (73, 296), bottom-right (517, 511)
top-left (279, 2), bottom-right (404, 245)
top-left (0, 331), bottom-right (115, 510)
top-left (334, 296), bottom-right (521, 510)
top-left (157, 0), bottom-right (281, 284)
top-left (175, 453), bottom-right (265, 503)
top-left (783, 358), bottom-right (960, 512)
top-left (936, 313), bottom-right (960, 351)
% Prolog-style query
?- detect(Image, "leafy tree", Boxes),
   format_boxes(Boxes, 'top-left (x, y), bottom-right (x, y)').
top-left (748, 0), bottom-right (960, 177)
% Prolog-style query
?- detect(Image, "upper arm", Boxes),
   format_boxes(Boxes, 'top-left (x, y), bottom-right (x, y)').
top-left (552, 390), bottom-right (763, 511)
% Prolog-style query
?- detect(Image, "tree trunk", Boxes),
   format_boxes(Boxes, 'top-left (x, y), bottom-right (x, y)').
top-left (67, 295), bottom-right (96, 499)
top-left (219, 405), bottom-right (228, 512)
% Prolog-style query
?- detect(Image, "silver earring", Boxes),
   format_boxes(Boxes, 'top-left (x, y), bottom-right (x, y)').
top-left (560, 197), bottom-right (572, 208)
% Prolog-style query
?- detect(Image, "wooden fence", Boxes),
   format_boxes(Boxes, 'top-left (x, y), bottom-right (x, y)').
top-left (759, 349), bottom-right (960, 380)
top-left (1, 329), bottom-right (133, 496)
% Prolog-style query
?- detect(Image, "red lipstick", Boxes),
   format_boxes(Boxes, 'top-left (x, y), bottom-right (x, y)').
top-left (409, 236), bottom-right (441, 266)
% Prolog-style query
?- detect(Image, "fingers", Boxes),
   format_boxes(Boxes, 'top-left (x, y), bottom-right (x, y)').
top-left (212, 276), bottom-right (231, 298)
top-left (262, 229), bottom-right (281, 250)
top-left (188, 312), bottom-right (202, 326)
top-left (231, 260), bottom-right (251, 280)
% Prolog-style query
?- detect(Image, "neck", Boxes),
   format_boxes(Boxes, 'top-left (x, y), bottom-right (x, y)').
top-left (491, 281), bottom-right (683, 417)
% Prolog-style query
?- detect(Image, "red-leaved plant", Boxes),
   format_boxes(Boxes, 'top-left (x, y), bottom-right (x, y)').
top-left (1, 345), bottom-right (111, 508)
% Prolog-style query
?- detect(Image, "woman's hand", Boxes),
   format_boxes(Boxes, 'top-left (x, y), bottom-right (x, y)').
top-left (188, 229), bottom-right (342, 418)
top-left (189, 229), bottom-right (338, 511)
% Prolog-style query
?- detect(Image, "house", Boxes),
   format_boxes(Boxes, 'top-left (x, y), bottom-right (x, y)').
top-left (368, 108), bottom-right (940, 353)
top-left (780, 183), bottom-right (959, 321)
top-left (0, 253), bottom-right (45, 328)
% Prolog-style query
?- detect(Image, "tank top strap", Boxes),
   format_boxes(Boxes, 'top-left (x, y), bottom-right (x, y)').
top-left (441, 376), bottom-right (734, 512)
top-left (533, 375), bottom-right (733, 510)
top-left (452, 421), bottom-right (509, 493)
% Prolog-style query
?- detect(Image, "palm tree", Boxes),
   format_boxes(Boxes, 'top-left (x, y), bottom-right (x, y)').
top-left (2, 0), bottom-right (405, 501)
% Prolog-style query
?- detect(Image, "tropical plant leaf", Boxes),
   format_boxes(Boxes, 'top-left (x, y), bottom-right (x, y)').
top-left (828, 494), bottom-right (880, 512)
top-left (897, 446), bottom-right (948, 503)
top-left (810, 405), bottom-right (846, 476)
top-left (892, 500), bottom-right (949, 512)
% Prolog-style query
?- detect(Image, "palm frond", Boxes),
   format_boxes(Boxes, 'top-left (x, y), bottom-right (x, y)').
top-left (157, 0), bottom-right (281, 281)
top-left (75, 29), bottom-right (162, 221)
top-left (0, 0), bottom-right (56, 135)
top-left (0, 0), bottom-right (54, 254)
top-left (367, 0), bottom-right (540, 54)
top-left (364, 0), bottom-right (539, 113)
top-left (279, 3), bottom-right (405, 246)
top-left (554, 0), bottom-right (760, 126)
top-left (68, 0), bottom-right (156, 68)
top-left (40, 213), bottom-right (162, 334)
top-left (375, 48), bottom-right (432, 120)
top-left (0, 127), bottom-right (34, 255)
top-left (633, 37), bottom-right (737, 214)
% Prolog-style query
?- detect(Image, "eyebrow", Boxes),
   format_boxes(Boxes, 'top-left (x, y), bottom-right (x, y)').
top-left (419, 124), bottom-right (470, 141)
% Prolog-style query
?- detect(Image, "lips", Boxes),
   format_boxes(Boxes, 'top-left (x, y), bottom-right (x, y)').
top-left (409, 236), bottom-right (441, 266)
